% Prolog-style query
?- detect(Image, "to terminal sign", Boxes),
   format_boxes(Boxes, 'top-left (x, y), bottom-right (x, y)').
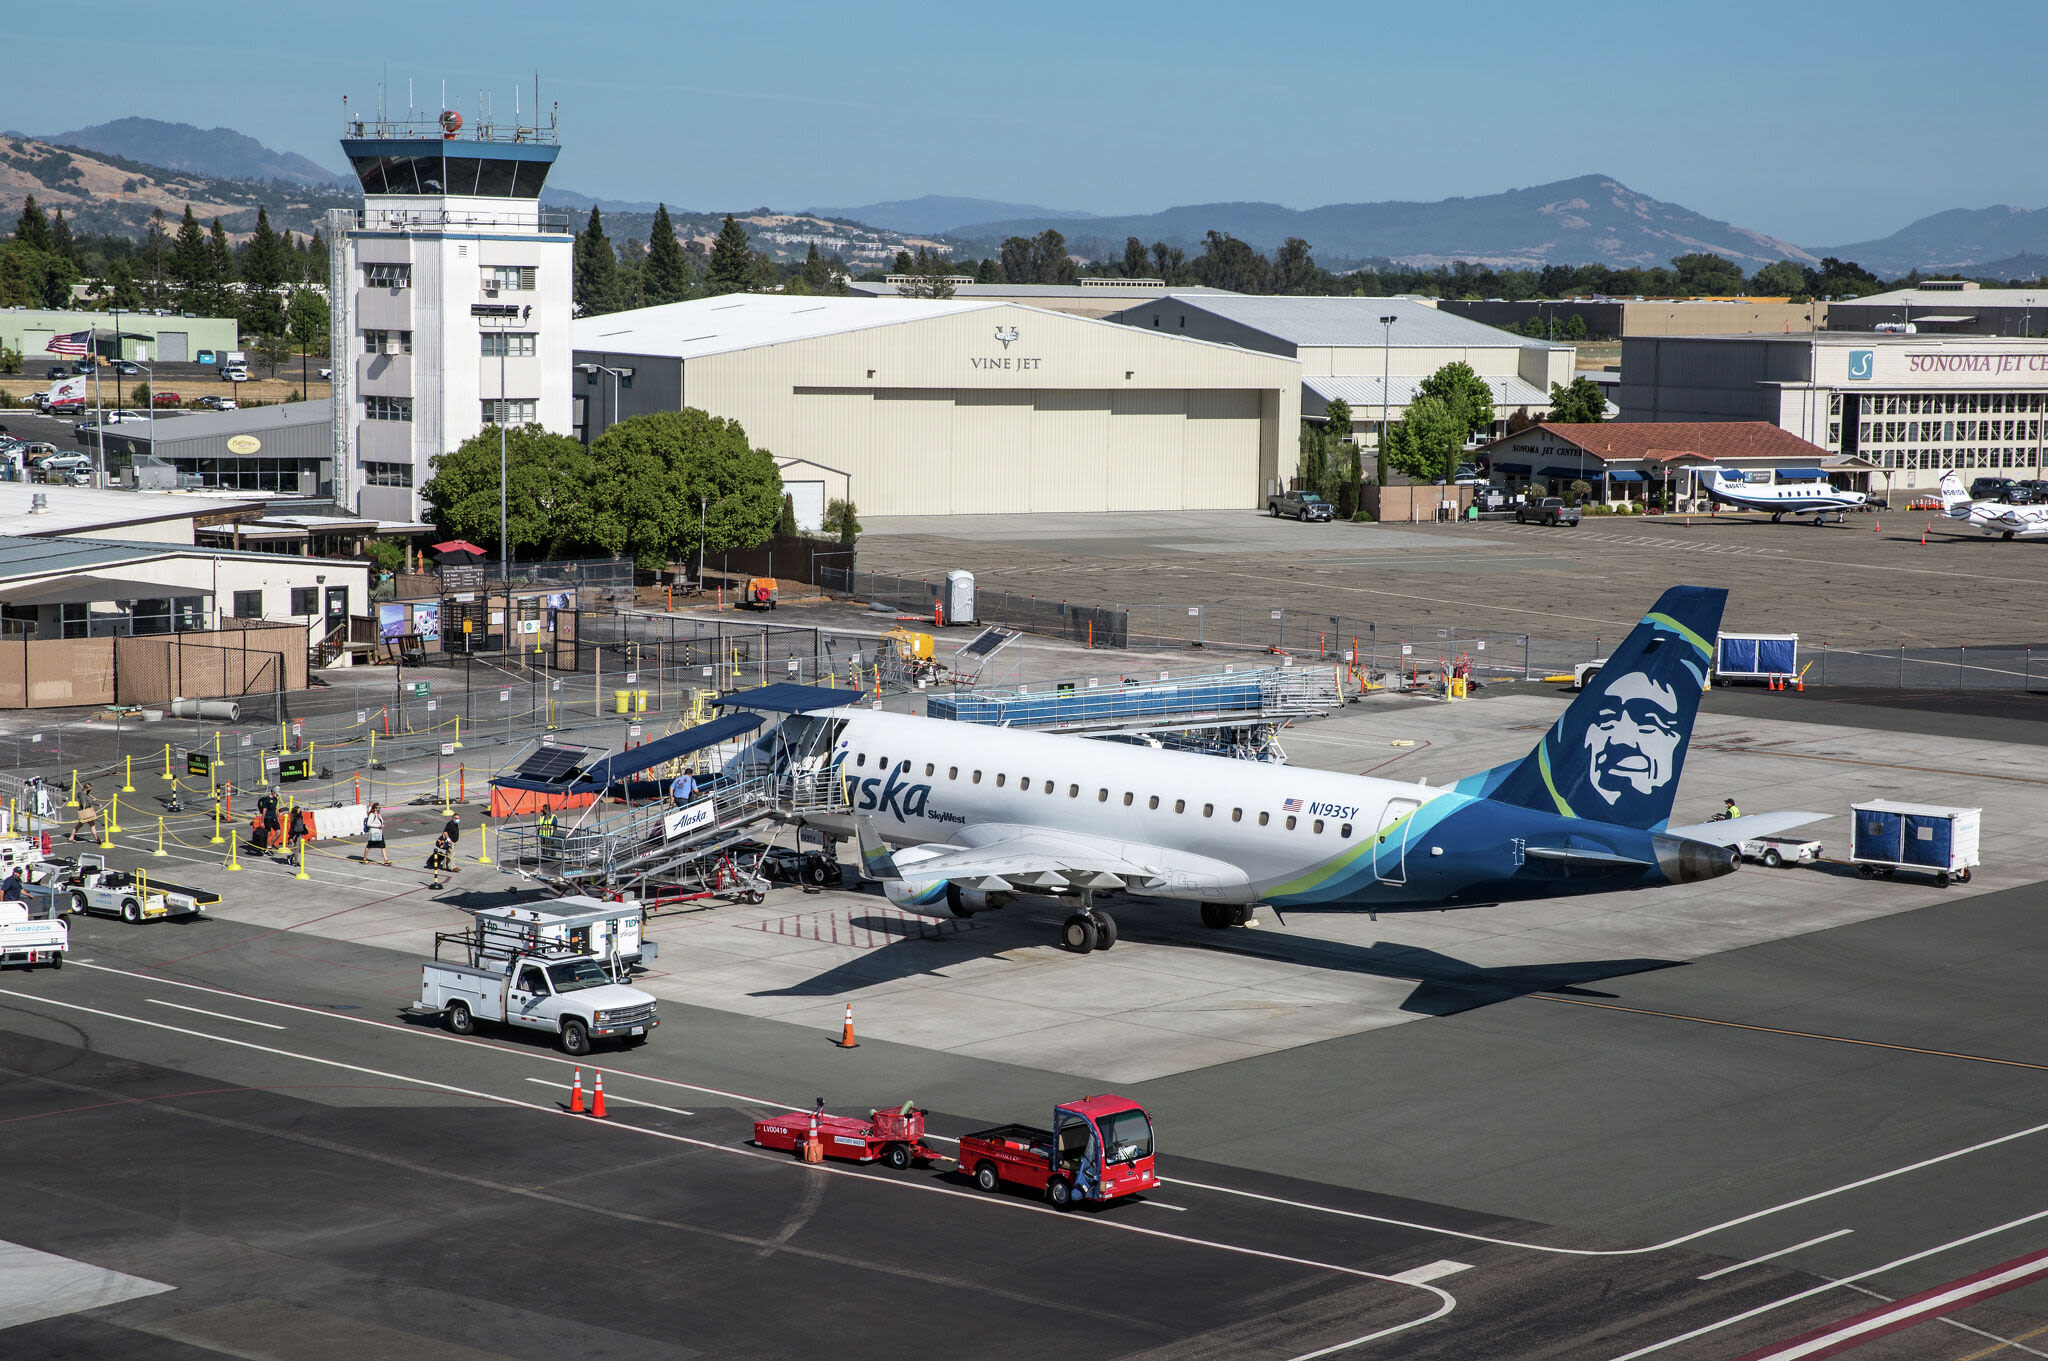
top-left (186, 751), bottom-right (212, 777)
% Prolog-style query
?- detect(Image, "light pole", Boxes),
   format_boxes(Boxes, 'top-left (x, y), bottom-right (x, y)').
top-left (1378, 314), bottom-right (1398, 480)
top-left (2026, 296), bottom-right (2035, 339)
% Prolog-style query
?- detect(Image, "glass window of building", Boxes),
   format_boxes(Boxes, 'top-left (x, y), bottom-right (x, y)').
top-left (364, 329), bottom-right (413, 355)
top-left (482, 266), bottom-right (537, 292)
top-left (480, 332), bottom-right (537, 358)
top-left (289, 588), bottom-right (319, 616)
top-left (232, 590), bottom-right (263, 619)
top-left (364, 262), bottom-right (411, 289)
top-left (482, 399), bottom-right (537, 424)
top-left (365, 396), bottom-right (413, 422)
top-left (365, 461), bottom-right (414, 488)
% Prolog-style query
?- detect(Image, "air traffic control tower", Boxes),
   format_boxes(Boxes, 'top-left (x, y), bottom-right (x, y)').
top-left (329, 102), bottom-right (574, 522)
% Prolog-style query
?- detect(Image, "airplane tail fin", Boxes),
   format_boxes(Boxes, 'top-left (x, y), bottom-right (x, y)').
top-left (1938, 469), bottom-right (1972, 518)
top-left (1488, 586), bottom-right (1727, 832)
top-left (853, 816), bottom-right (900, 881)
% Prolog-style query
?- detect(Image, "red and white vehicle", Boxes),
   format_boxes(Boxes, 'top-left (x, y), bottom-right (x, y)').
top-left (958, 1094), bottom-right (1156, 1209)
top-left (753, 1101), bottom-right (939, 1169)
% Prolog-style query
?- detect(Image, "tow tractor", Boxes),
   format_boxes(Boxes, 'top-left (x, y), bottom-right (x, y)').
top-left (47, 854), bottom-right (218, 923)
top-left (0, 899), bottom-right (67, 969)
top-left (753, 1100), bottom-right (940, 1169)
top-left (958, 1094), bottom-right (1156, 1209)
top-left (1738, 834), bottom-right (1825, 868)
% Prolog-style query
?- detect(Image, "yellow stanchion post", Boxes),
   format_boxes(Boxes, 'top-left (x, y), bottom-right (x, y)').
top-left (278, 720), bottom-right (287, 755)
top-left (66, 770), bottom-right (79, 808)
top-left (294, 840), bottom-right (309, 881)
top-left (452, 715), bottom-right (463, 749)
top-left (368, 731), bottom-right (376, 765)
top-left (153, 815), bottom-right (168, 857)
top-left (123, 754), bottom-right (135, 793)
top-left (210, 803), bottom-right (225, 845)
top-left (477, 820), bottom-right (492, 866)
top-left (440, 777), bottom-right (452, 817)
top-left (106, 793), bottom-right (123, 835)
top-left (257, 750), bottom-right (269, 787)
top-left (98, 811), bottom-right (113, 850)
top-left (225, 830), bottom-right (241, 871)
top-left (161, 743), bottom-right (174, 781)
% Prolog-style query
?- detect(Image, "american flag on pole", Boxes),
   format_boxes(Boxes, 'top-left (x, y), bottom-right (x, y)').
top-left (45, 329), bottom-right (91, 357)
top-left (1281, 797), bottom-right (1303, 813)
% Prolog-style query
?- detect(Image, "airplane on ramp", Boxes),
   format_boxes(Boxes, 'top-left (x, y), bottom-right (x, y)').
top-left (1939, 469), bottom-right (2048, 539)
top-left (1703, 468), bottom-right (1867, 524)
top-left (786, 586), bottom-right (1824, 953)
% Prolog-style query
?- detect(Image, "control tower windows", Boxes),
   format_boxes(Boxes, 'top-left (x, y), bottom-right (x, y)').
top-left (481, 333), bottom-right (536, 358)
top-left (364, 263), bottom-right (411, 290)
top-left (482, 399), bottom-right (536, 424)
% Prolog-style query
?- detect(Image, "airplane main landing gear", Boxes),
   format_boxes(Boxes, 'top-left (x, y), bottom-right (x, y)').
top-left (1060, 893), bottom-right (1118, 952)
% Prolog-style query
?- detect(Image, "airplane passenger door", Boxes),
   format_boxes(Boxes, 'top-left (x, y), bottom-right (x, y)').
top-left (1376, 799), bottom-right (1420, 885)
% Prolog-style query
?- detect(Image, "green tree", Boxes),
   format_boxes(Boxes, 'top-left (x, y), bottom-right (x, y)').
top-left (1564, 313), bottom-right (1588, 341)
top-left (1546, 376), bottom-right (1608, 423)
top-left (974, 257), bottom-right (1000, 284)
top-left (1323, 395), bottom-right (1353, 444)
top-left (1749, 260), bottom-right (1808, 296)
top-left (998, 236), bottom-right (1034, 283)
top-left (896, 246), bottom-right (956, 299)
top-left (240, 206), bottom-right (285, 334)
top-left (800, 243), bottom-right (831, 295)
top-left (141, 208), bottom-right (170, 310)
top-left (14, 196), bottom-right (51, 254)
top-left (1417, 361), bottom-right (1496, 442)
top-left (1121, 236), bottom-right (1148, 278)
top-left (1381, 393), bottom-right (1466, 482)
top-left (776, 492), bottom-right (798, 537)
top-left (0, 250), bottom-right (33, 308)
top-left (573, 207), bottom-right (622, 316)
top-left (168, 206), bottom-right (208, 310)
top-left (644, 204), bottom-right (691, 305)
top-left (1272, 237), bottom-right (1318, 294)
top-left (823, 498), bottom-right (861, 546)
top-left (1190, 231), bottom-right (1271, 293)
top-left (206, 218), bottom-right (236, 318)
top-left (0, 346), bottom-right (22, 375)
top-left (1670, 252), bottom-right (1745, 295)
top-left (705, 214), bottom-right (754, 296)
top-left (1151, 241), bottom-right (1188, 285)
top-left (1032, 229), bottom-right (1076, 284)
top-left (589, 409), bottom-right (783, 569)
top-left (285, 288), bottom-right (331, 392)
top-left (423, 425), bottom-right (601, 562)
top-left (49, 208), bottom-right (80, 268)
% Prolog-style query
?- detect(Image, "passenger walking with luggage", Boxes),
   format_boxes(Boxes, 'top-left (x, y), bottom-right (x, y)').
top-left (425, 831), bottom-right (454, 889)
top-left (70, 783), bottom-right (98, 842)
top-left (364, 803), bottom-right (390, 865)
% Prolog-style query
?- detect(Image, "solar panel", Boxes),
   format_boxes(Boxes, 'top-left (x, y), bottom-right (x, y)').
top-left (515, 744), bottom-right (592, 785)
top-left (956, 626), bottom-right (1021, 660)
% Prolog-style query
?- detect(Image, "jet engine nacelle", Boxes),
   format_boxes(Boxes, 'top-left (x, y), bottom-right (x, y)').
top-left (1650, 833), bottom-right (1740, 884)
top-left (880, 880), bottom-right (1003, 919)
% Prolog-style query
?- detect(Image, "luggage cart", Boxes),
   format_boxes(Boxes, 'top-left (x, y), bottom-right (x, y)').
top-left (1850, 800), bottom-right (1980, 886)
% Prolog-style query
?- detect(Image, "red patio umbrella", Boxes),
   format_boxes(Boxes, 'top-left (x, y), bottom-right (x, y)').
top-left (432, 539), bottom-right (487, 564)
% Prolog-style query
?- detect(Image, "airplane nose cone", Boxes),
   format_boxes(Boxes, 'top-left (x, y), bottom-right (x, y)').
top-left (1651, 833), bottom-right (1739, 883)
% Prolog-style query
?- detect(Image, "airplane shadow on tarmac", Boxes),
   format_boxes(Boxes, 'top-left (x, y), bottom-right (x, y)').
top-left (750, 901), bottom-right (1681, 1017)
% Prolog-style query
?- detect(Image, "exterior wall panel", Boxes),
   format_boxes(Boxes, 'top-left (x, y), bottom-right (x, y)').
top-left (1031, 392), bottom-right (1110, 512)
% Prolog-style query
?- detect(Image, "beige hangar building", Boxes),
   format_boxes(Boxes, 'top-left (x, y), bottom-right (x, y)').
top-left (570, 295), bottom-right (1302, 521)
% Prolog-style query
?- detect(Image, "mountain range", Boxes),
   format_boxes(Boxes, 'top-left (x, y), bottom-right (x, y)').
top-left (10, 117), bottom-right (2048, 280)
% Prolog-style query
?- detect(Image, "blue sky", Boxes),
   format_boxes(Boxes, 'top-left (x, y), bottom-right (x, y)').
top-left (4, 0), bottom-right (2044, 247)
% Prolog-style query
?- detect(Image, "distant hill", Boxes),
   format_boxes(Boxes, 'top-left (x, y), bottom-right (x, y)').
top-left (1816, 206), bottom-right (2048, 277)
top-left (41, 117), bottom-right (344, 188)
top-left (943, 175), bottom-right (1817, 272)
top-left (814, 194), bottom-right (1094, 236)
top-left (0, 132), bottom-right (356, 239)
top-left (542, 186), bottom-right (663, 215)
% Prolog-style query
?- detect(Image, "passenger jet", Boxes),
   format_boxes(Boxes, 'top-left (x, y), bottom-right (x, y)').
top-left (771, 586), bottom-right (1815, 953)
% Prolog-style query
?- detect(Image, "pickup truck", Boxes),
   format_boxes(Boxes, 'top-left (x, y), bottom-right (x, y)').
top-left (1267, 490), bottom-right (1334, 521)
top-left (958, 1094), bottom-right (1156, 1209)
top-left (48, 855), bottom-right (218, 923)
top-left (415, 944), bottom-right (658, 1056)
top-left (0, 901), bottom-right (67, 970)
top-left (1516, 496), bottom-right (1582, 526)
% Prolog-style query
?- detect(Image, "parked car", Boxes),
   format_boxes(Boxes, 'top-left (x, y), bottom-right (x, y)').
top-left (111, 360), bottom-right (141, 376)
top-left (1971, 477), bottom-right (2024, 503)
top-left (45, 366), bottom-right (65, 380)
top-left (197, 395), bottom-right (238, 411)
top-left (1267, 490), bottom-right (1335, 521)
top-left (38, 455), bottom-right (91, 477)
top-left (151, 391), bottom-right (181, 407)
top-left (222, 366), bottom-right (249, 382)
top-left (70, 359), bottom-right (96, 375)
top-left (1516, 497), bottom-right (1582, 526)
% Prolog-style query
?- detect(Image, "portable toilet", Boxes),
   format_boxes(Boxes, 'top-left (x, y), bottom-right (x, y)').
top-left (945, 571), bottom-right (975, 626)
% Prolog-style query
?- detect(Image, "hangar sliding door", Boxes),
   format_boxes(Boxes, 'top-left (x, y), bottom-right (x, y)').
top-left (1029, 392), bottom-right (1111, 512)
top-left (1107, 391), bottom-right (1184, 512)
top-left (875, 389), bottom-right (953, 516)
top-left (1182, 390), bottom-right (1260, 509)
top-left (950, 390), bottom-right (1031, 514)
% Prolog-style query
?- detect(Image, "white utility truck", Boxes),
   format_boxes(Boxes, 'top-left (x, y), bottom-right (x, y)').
top-left (0, 900), bottom-right (67, 969)
top-left (411, 928), bottom-right (658, 1056)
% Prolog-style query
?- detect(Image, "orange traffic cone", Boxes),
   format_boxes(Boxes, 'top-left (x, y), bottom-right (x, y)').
top-left (838, 1002), bottom-right (859, 1049)
top-left (1873, 519), bottom-right (1880, 533)
top-left (590, 1070), bottom-right (607, 1119)
top-left (1920, 523), bottom-right (1928, 546)
top-left (569, 1066), bottom-right (584, 1113)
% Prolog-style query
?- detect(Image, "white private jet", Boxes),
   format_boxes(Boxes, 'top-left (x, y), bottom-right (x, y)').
top-left (752, 586), bottom-right (1825, 954)
top-left (1938, 469), bottom-right (2048, 540)
top-left (1703, 469), bottom-right (1867, 524)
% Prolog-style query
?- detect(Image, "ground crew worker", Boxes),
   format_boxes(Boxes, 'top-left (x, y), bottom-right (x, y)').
top-left (537, 808), bottom-right (556, 853)
top-left (1718, 797), bottom-right (1741, 821)
top-left (442, 810), bottom-right (461, 845)
top-left (670, 769), bottom-right (698, 805)
top-left (2, 867), bottom-right (22, 902)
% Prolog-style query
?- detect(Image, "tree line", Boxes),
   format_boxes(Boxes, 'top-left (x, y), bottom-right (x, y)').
top-left (573, 207), bottom-right (853, 317)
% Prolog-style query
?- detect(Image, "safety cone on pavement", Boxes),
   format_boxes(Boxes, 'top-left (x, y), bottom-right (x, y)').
top-left (590, 1070), bottom-right (607, 1119)
top-left (838, 1002), bottom-right (859, 1049)
top-left (1873, 519), bottom-right (1880, 533)
top-left (569, 1066), bottom-right (584, 1113)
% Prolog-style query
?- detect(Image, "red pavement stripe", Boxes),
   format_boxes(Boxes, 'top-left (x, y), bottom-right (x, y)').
top-left (1727, 1245), bottom-right (2048, 1361)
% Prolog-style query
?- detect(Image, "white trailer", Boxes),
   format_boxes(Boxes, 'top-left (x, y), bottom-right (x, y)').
top-left (0, 901), bottom-right (67, 969)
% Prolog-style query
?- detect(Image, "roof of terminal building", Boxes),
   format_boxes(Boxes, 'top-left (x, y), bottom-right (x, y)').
top-left (1483, 421), bottom-right (1827, 464)
top-left (1304, 373), bottom-right (1552, 411)
top-left (134, 400), bottom-right (331, 439)
top-left (0, 482), bottom-right (260, 538)
top-left (845, 281), bottom-right (1238, 300)
top-left (1840, 286), bottom-right (2048, 307)
top-left (0, 532), bottom-right (315, 583)
top-left (574, 295), bottom-right (1002, 361)
top-left (1136, 294), bottom-right (1569, 350)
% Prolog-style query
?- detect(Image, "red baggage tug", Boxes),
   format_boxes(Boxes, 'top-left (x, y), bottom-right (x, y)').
top-left (958, 1094), bottom-right (1156, 1209)
top-left (753, 1101), bottom-right (940, 1170)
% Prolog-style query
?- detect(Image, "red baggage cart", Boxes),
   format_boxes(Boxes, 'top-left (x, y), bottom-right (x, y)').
top-left (753, 1101), bottom-right (939, 1170)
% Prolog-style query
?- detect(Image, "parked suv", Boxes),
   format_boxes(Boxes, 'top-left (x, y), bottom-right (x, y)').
top-left (1267, 490), bottom-right (1335, 521)
top-left (1970, 477), bottom-right (2025, 503)
top-left (1515, 496), bottom-right (1582, 527)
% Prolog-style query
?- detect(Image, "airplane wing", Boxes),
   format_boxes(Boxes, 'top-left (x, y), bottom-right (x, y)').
top-left (857, 818), bottom-right (1251, 895)
top-left (1664, 811), bottom-right (1830, 846)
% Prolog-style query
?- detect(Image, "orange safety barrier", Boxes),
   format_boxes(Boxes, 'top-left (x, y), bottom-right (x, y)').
top-left (487, 786), bottom-right (598, 819)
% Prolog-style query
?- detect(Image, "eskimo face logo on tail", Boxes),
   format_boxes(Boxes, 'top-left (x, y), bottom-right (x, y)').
top-left (1584, 671), bottom-right (1681, 808)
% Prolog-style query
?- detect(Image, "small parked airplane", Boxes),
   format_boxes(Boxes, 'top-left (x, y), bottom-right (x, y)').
top-left (1939, 469), bottom-right (2048, 540)
top-left (793, 585), bottom-right (1823, 953)
top-left (1703, 468), bottom-right (1867, 524)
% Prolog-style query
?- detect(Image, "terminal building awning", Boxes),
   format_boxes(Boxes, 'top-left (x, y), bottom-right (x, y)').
top-left (0, 575), bottom-right (215, 607)
top-left (1604, 470), bottom-right (1644, 482)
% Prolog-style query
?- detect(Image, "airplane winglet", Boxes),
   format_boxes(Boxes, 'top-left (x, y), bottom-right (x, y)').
top-left (853, 816), bottom-right (899, 881)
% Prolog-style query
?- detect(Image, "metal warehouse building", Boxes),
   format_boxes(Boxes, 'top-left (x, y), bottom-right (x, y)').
top-left (0, 308), bottom-right (240, 364)
top-left (571, 296), bottom-right (1301, 520)
top-left (92, 401), bottom-right (335, 497)
top-left (1104, 295), bottom-right (1572, 446)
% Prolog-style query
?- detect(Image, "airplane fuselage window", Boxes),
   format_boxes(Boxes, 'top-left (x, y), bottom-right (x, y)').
top-left (1020, 777), bottom-right (1032, 792)
top-left (1068, 784), bottom-right (1079, 798)
top-left (1097, 789), bottom-right (1108, 802)
top-left (973, 770), bottom-right (983, 783)
top-left (1313, 819), bottom-right (1325, 834)
top-left (1231, 808), bottom-right (1242, 822)
top-left (879, 756), bottom-right (889, 770)
top-left (1340, 823), bottom-right (1353, 838)
top-left (1149, 796), bottom-right (1159, 810)
top-left (996, 774), bottom-right (1007, 787)
top-left (1174, 799), bottom-right (1186, 814)
top-left (856, 753), bottom-right (867, 767)
top-left (1123, 792), bottom-right (1133, 806)
top-left (1202, 803), bottom-right (1213, 818)
top-left (949, 767), bottom-right (958, 780)
top-left (1285, 815), bottom-right (1298, 830)
top-left (925, 763), bottom-right (935, 776)
top-left (1258, 811), bottom-right (1270, 826)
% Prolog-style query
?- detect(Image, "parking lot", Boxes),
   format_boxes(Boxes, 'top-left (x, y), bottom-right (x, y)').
top-left (2, 662), bottom-right (2045, 1358)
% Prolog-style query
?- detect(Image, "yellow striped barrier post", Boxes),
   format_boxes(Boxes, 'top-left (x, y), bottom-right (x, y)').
top-left (256, 750), bottom-right (269, 788)
top-left (225, 832), bottom-right (241, 871)
top-left (211, 803), bottom-right (225, 845)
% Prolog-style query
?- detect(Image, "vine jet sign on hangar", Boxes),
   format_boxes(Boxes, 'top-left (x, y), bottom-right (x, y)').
top-left (794, 586), bottom-right (1820, 952)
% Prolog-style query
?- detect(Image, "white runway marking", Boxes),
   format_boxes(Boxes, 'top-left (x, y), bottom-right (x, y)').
top-left (0, 1238), bottom-right (173, 1329)
top-left (1390, 1259), bottom-right (1474, 1285)
top-left (1697, 1229), bottom-right (1852, 1279)
top-left (146, 998), bottom-right (286, 1030)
